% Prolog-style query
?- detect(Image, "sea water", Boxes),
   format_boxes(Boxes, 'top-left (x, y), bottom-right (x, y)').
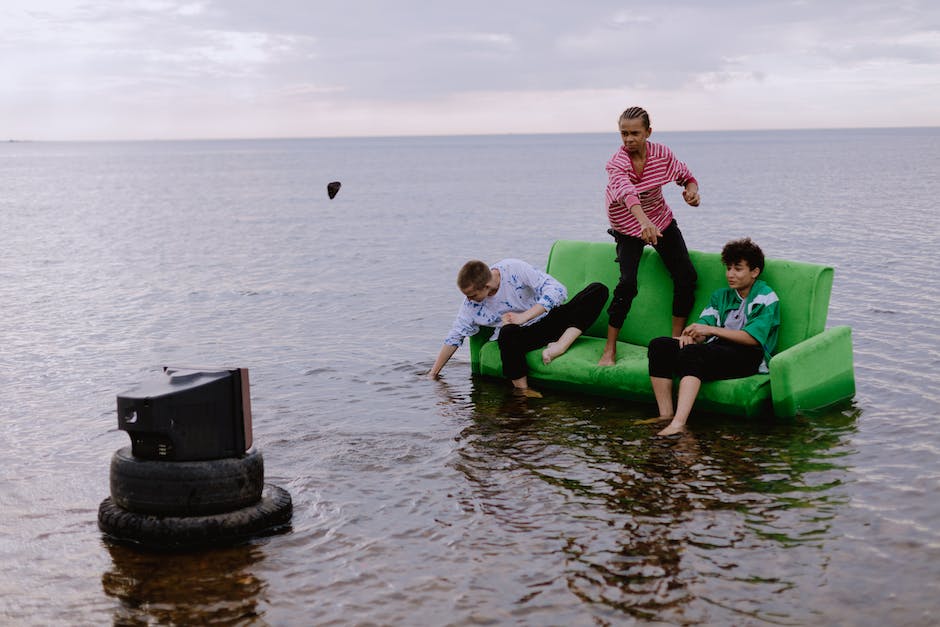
top-left (1, 128), bottom-right (939, 624)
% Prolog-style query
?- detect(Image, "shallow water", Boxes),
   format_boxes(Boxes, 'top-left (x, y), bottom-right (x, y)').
top-left (1, 129), bottom-right (939, 625)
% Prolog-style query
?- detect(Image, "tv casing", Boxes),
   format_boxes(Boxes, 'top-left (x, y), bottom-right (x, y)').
top-left (116, 367), bottom-right (253, 461)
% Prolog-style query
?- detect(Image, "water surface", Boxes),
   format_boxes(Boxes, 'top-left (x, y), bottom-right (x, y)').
top-left (1, 129), bottom-right (938, 625)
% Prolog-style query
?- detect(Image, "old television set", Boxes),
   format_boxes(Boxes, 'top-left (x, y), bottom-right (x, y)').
top-left (116, 366), bottom-right (253, 461)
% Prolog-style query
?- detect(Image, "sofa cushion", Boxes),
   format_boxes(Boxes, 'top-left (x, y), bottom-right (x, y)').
top-left (477, 336), bottom-right (650, 396)
top-left (477, 335), bottom-right (771, 416)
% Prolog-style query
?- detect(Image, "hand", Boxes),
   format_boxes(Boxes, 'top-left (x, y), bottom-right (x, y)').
top-left (682, 323), bottom-right (711, 342)
top-left (677, 334), bottom-right (697, 347)
top-left (640, 222), bottom-right (662, 245)
top-left (502, 312), bottom-right (525, 325)
top-left (426, 370), bottom-right (441, 381)
top-left (683, 186), bottom-right (700, 207)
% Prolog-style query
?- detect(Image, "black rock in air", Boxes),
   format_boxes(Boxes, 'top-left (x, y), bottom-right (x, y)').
top-left (327, 181), bottom-right (341, 199)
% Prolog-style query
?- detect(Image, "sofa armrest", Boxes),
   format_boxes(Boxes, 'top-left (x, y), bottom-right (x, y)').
top-left (769, 325), bottom-right (855, 417)
top-left (468, 327), bottom-right (495, 374)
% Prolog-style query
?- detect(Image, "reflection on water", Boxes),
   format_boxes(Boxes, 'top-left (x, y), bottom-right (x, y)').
top-left (455, 378), bottom-right (859, 623)
top-left (102, 541), bottom-right (267, 625)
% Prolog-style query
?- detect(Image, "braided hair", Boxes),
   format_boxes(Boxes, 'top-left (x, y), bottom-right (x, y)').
top-left (618, 106), bottom-right (650, 130)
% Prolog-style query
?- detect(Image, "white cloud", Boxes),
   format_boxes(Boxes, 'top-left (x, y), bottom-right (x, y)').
top-left (611, 11), bottom-right (654, 26)
top-left (425, 32), bottom-right (516, 48)
top-left (1, 0), bottom-right (939, 140)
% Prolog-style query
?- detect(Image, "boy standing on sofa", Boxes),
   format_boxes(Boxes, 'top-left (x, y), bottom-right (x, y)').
top-left (648, 238), bottom-right (780, 436)
top-left (600, 106), bottom-right (701, 366)
top-left (427, 259), bottom-right (608, 395)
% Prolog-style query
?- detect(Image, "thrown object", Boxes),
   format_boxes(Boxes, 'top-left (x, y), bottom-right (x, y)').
top-left (327, 181), bottom-right (341, 199)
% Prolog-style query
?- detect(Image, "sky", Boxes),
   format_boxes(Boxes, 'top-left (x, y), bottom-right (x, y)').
top-left (3, 0), bottom-right (939, 140)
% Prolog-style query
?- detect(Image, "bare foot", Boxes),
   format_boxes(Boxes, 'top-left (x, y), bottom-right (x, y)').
top-left (542, 342), bottom-right (563, 365)
top-left (635, 415), bottom-right (673, 425)
top-left (657, 420), bottom-right (686, 436)
top-left (512, 387), bottom-right (543, 398)
top-left (598, 351), bottom-right (616, 366)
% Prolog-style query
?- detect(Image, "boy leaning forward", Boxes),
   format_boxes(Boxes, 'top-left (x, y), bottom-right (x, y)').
top-left (428, 258), bottom-right (608, 395)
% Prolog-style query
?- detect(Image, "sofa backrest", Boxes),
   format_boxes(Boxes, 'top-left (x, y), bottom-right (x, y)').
top-left (545, 239), bottom-right (833, 352)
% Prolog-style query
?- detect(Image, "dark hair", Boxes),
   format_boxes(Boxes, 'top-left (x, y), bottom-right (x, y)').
top-left (619, 106), bottom-right (650, 130)
top-left (457, 260), bottom-right (491, 290)
top-left (721, 238), bottom-right (765, 274)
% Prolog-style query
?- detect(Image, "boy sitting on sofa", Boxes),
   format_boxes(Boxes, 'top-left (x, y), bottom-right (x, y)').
top-left (648, 238), bottom-right (780, 436)
top-left (427, 258), bottom-right (608, 395)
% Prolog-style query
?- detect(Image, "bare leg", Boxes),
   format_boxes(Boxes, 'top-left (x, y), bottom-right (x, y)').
top-left (598, 325), bottom-right (620, 366)
top-left (658, 375), bottom-right (701, 436)
top-left (649, 375), bottom-right (675, 420)
top-left (542, 327), bottom-right (582, 365)
top-left (636, 376), bottom-right (676, 423)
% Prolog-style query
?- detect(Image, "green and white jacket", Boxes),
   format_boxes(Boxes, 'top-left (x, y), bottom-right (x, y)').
top-left (696, 279), bottom-right (780, 373)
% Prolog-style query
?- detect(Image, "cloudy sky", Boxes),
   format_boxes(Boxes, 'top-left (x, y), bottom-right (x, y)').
top-left (3, 0), bottom-right (939, 140)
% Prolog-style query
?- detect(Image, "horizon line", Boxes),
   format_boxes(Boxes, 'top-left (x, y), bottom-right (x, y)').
top-left (4, 124), bottom-right (938, 144)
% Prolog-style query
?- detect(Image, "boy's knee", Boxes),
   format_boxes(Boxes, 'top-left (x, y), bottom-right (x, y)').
top-left (591, 282), bottom-right (610, 297)
top-left (647, 336), bottom-right (679, 377)
top-left (649, 336), bottom-right (675, 352)
top-left (586, 282), bottom-right (610, 306)
top-left (648, 336), bottom-right (678, 363)
top-left (614, 276), bottom-right (638, 296)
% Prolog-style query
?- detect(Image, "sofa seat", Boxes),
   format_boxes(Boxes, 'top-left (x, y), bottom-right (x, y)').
top-left (477, 335), bottom-right (772, 417)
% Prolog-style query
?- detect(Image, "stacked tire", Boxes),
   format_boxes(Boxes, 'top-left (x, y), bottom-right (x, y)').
top-left (98, 447), bottom-right (292, 550)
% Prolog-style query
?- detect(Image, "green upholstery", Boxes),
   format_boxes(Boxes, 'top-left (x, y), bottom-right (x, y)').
top-left (770, 325), bottom-right (856, 417)
top-left (469, 239), bottom-right (855, 418)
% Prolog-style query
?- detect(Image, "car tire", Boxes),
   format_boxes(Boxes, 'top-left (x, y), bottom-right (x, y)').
top-left (109, 447), bottom-right (264, 516)
top-left (98, 483), bottom-right (293, 549)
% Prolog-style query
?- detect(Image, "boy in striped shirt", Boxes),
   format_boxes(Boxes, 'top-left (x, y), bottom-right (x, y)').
top-left (601, 106), bottom-right (701, 366)
top-left (646, 238), bottom-right (780, 436)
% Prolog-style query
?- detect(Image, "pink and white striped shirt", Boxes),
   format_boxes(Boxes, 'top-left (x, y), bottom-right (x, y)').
top-left (605, 141), bottom-right (697, 238)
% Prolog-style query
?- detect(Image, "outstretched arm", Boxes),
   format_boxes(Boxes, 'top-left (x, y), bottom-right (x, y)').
top-left (628, 203), bottom-right (663, 244)
top-left (427, 344), bottom-right (459, 379)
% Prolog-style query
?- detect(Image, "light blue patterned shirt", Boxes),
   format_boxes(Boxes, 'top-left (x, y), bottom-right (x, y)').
top-left (444, 259), bottom-right (568, 347)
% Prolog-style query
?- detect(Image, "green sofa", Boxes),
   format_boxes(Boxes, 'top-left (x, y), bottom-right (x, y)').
top-left (469, 239), bottom-right (855, 418)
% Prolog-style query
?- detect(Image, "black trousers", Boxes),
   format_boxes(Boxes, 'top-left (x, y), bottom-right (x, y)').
top-left (647, 336), bottom-right (764, 382)
top-left (497, 282), bottom-right (609, 380)
top-left (607, 220), bottom-right (697, 329)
